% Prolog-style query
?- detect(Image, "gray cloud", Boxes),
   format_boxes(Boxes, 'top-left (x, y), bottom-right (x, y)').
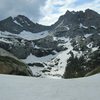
top-left (0, 0), bottom-right (46, 22)
top-left (0, 0), bottom-right (100, 25)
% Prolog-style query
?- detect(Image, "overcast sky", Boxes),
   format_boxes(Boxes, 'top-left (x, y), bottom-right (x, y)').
top-left (0, 0), bottom-right (100, 25)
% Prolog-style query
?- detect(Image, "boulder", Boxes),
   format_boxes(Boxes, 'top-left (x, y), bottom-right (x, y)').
top-left (0, 48), bottom-right (33, 76)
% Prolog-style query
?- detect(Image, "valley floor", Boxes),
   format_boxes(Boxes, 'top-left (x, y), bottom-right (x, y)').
top-left (0, 74), bottom-right (100, 100)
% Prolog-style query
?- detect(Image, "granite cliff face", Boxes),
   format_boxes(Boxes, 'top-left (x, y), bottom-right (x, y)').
top-left (0, 9), bottom-right (100, 78)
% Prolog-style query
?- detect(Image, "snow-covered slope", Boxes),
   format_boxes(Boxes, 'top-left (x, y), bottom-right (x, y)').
top-left (0, 30), bottom-right (99, 79)
top-left (17, 31), bottom-right (49, 40)
top-left (0, 31), bottom-right (49, 40)
top-left (22, 53), bottom-right (56, 63)
top-left (41, 37), bottom-right (83, 78)
top-left (20, 34), bottom-right (100, 78)
top-left (0, 74), bottom-right (100, 100)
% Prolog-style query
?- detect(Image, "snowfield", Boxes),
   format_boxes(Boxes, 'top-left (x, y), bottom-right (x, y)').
top-left (0, 74), bottom-right (100, 100)
top-left (22, 53), bottom-right (56, 63)
top-left (0, 31), bottom-right (49, 40)
top-left (17, 31), bottom-right (49, 40)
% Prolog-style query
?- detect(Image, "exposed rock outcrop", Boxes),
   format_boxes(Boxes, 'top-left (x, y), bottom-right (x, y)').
top-left (0, 48), bottom-right (33, 76)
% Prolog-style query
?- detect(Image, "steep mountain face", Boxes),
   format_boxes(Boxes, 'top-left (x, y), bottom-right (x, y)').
top-left (51, 9), bottom-right (100, 37)
top-left (0, 15), bottom-right (50, 34)
top-left (0, 9), bottom-right (100, 78)
top-left (53, 9), bottom-right (100, 27)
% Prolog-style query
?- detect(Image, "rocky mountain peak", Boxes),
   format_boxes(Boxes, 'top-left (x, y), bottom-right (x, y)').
top-left (85, 9), bottom-right (98, 15)
top-left (53, 9), bottom-right (100, 27)
top-left (14, 15), bottom-right (36, 27)
top-left (51, 9), bottom-right (100, 37)
top-left (0, 16), bottom-right (23, 34)
top-left (0, 15), bottom-right (50, 34)
top-left (84, 9), bottom-right (100, 20)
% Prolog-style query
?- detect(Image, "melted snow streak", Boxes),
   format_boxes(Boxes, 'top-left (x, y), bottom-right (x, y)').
top-left (0, 74), bottom-right (100, 100)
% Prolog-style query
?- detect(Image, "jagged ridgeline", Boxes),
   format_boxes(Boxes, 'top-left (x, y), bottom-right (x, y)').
top-left (0, 9), bottom-right (100, 78)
